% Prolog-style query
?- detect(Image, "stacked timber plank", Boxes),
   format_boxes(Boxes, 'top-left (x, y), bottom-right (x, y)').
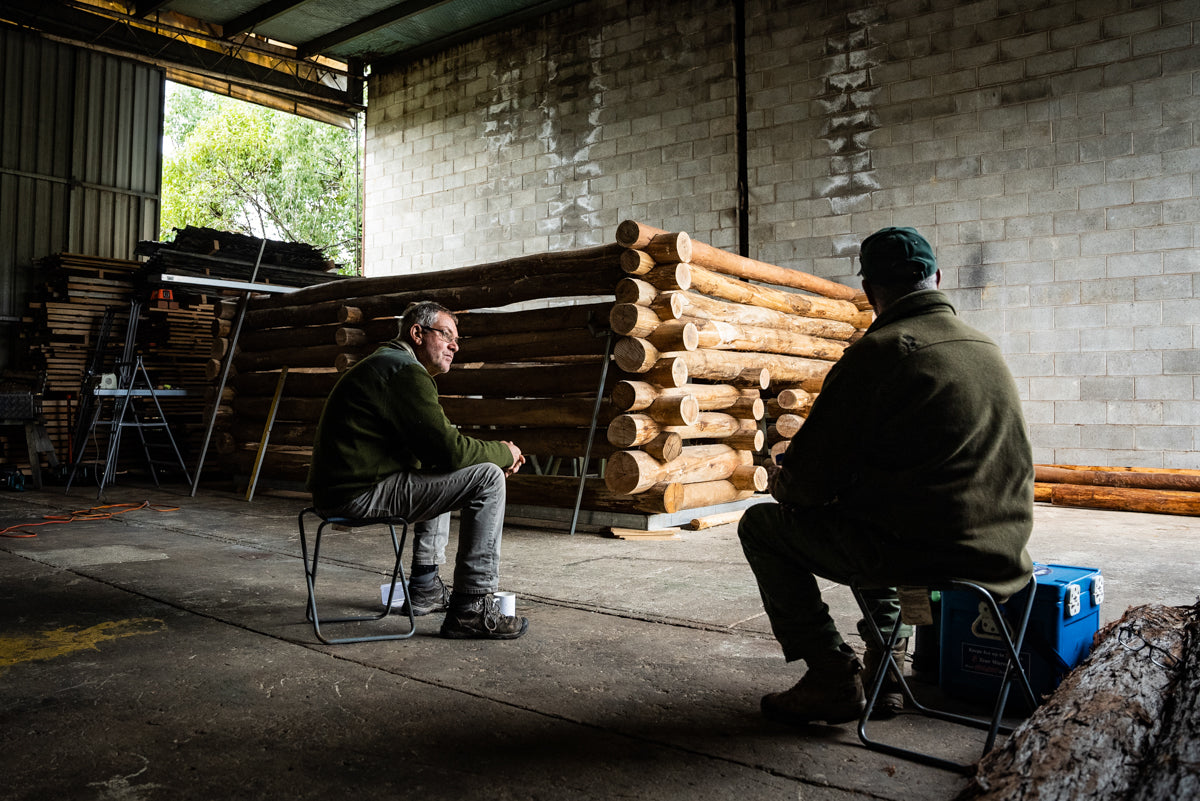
top-left (136, 226), bottom-right (343, 288)
top-left (1035, 464), bottom-right (1200, 516)
top-left (215, 221), bottom-right (871, 517)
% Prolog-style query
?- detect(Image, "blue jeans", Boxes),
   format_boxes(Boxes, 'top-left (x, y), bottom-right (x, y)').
top-left (738, 502), bottom-right (911, 664)
top-left (326, 462), bottom-right (506, 596)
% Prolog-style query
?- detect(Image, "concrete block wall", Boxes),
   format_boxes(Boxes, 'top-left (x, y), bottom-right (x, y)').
top-left (364, 0), bottom-right (1200, 469)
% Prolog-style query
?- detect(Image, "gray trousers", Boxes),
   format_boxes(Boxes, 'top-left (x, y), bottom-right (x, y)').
top-left (326, 462), bottom-right (507, 596)
top-left (738, 502), bottom-right (911, 664)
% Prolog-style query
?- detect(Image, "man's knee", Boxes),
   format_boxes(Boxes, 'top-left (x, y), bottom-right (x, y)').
top-left (738, 502), bottom-right (781, 546)
top-left (472, 462), bottom-right (506, 495)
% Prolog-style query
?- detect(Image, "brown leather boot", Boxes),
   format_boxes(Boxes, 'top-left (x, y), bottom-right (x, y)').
top-left (761, 645), bottom-right (866, 726)
top-left (863, 636), bottom-right (909, 719)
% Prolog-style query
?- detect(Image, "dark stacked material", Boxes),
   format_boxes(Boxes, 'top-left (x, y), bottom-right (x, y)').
top-left (7, 229), bottom-right (348, 479)
top-left (136, 226), bottom-right (343, 288)
top-left (213, 222), bottom-right (871, 515)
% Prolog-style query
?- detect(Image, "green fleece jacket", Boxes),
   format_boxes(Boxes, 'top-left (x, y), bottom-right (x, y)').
top-left (776, 289), bottom-right (1034, 597)
top-left (306, 339), bottom-right (513, 510)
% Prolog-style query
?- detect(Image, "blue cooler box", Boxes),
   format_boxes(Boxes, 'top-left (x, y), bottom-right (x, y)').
top-left (939, 563), bottom-right (1103, 703)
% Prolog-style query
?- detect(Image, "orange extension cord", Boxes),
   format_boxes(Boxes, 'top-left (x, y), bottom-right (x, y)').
top-left (0, 501), bottom-right (179, 538)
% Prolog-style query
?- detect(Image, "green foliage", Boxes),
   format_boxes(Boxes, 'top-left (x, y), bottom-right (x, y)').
top-left (161, 84), bottom-right (361, 270)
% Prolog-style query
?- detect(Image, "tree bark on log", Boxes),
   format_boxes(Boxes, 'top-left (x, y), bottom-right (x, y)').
top-left (236, 322), bottom-right (343, 352)
top-left (233, 344), bottom-right (368, 373)
top-left (439, 397), bottom-right (617, 428)
top-left (1035, 465), bottom-right (1200, 492)
top-left (611, 380), bottom-right (751, 412)
top-left (506, 475), bottom-right (683, 514)
top-left (455, 327), bottom-right (612, 363)
top-left (1035, 483), bottom-right (1200, 516)
top-left (675, 479), bottom-right (757, 510)
top-left (435, 362), bottom-right (618, 398)
top-left (455, 426), bottom-right (617, 458)
top-left (455, 301), bottom-right (613, 337)
top-left (340, 267), bottom-right (622, 321)
top-left (1129, 602), bottom-right (1200, 801)
top-left (241, 299), bottom-right (348, 330)
top-left (959, 603), bottom-right (1195, 801)
top-left (258, 244), bottom-right (626, 308)
top-left (687, 263), bottom-right (872, 328)
top-left (615, 220), bottom-right (860, 302)
top-left (685, 316), bottom-right (847, 361)
top-left (655, 290), bottom-right (858, 340)
top-left (615, 341), bottom-right (832, 390)
top-left (605, 444), bottom-right (752, 494)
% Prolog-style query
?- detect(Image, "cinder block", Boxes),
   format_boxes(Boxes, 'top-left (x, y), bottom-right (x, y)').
top-left (1081, 376), bottom-right (1135, 401)
top-left (1057, 353), bottom-right (1107, 376)
top-left (1108, 350), bottom-right (1164, 374)
top-left (1081, 424), bottom-right (1134, 449)
top-left (1135, 425), bottom-right (1193, 449)
top-left (1163, 401), bottom-right (1200, 425)
top-left (1107, 401), bottom-right (1164, 425)
top-left (1054, 401), bottom-right (1107, 425)
top-left (1137, 375), bottom-right (1194, 400)
top-left (1135, 326), bottom-right (1192, 350)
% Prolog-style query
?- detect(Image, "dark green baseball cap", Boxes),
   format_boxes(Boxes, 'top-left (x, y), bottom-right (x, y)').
top-left (858, 227), bottom-right (937, 283)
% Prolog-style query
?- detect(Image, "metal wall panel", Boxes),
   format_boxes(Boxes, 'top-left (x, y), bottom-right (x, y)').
top-left (0, 26), bottom-right (163, 368)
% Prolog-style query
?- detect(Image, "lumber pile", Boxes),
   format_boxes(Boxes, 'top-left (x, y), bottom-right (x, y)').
top-left (136, 226), bottom-right (343, 287)
top-left (213, 221), bottom-right (870, 515)
top-left (1034, 464), bottom-right (1200, 516)
top-left (959, 601), bottom-right (1200, 801)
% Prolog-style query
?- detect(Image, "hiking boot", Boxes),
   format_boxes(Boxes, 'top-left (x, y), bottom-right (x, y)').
top-left (440, 594), bottom-right (528, 640)
top-left (863, 637), bottom-right (909, 719)
top-left (400, 574), bottom-right (450, 616)
top-left (761, 645), bottom-right (865, 726)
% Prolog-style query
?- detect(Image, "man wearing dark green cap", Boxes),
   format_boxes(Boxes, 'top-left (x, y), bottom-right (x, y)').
top-left (738, 226), bottom-right (1034, 726)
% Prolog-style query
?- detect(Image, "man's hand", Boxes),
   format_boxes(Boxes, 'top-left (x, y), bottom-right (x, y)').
top-left (502, 441), bottom-right (525, 476)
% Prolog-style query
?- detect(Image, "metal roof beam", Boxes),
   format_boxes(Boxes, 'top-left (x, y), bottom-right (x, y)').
top-left (1, 1), bottom-right (363, 116)
top-left (296, 0), bottom-right (447, 59)
top-left (224, 0), bottom-right (311, 38)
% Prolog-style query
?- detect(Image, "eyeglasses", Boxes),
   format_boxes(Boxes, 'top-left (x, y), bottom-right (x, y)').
top-left (421, 325), bottom-right (461, 346)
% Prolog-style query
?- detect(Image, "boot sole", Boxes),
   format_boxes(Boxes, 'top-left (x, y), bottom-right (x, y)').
top-left (440, 618), bottom-right (529, 640)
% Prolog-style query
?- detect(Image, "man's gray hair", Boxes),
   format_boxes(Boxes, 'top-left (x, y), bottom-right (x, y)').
top-left (399, 301), bottom-right (456, 343)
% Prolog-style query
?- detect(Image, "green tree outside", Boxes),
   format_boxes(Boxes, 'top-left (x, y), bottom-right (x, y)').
top-left (161, 83), bottom-right (362, 272)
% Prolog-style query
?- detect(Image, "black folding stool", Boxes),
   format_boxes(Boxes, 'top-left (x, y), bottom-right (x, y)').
top-left (298, 507), bottom-right (417, 644)
top-left (850, 575), bottom-right (1039, 773)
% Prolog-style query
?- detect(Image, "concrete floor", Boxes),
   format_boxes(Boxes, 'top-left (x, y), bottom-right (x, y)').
top-left (1, 479), bottom-right (1198, 801)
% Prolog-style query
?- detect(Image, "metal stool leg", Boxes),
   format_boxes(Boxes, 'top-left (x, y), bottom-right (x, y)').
top-left (851, 576), bottom-right (1039, 773)
top-left (298, 507), bottom-right (416, 645)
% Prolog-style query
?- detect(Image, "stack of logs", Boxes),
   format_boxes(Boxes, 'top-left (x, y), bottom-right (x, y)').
top-left (211, 221), bottom-right (872, 515)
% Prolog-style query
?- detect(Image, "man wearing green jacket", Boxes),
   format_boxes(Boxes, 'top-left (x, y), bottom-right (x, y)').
top-left (308, 300), bottom-right (528, 639)
top-left (739, 227), bottom-right (1034, 725)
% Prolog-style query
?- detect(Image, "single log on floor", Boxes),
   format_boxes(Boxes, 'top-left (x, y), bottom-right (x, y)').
top-left (436, 362), bottom-right (619, 398)
top-left (655, 290), bottom-right (857, 340)
top-left (1129, 602), bottom-right (1200, 801)
top-left (959, 603), bottom-right (1193, 801)
top-left (261, 243), bottom-right (626, 308)
top-left (1035, 483), bottom-right (1200, 516)
top-left (455, 301), bottom-right (613, 337)
top-left (688, 263), bottom-right (871, 327)
top-left (605, 443), bottom-right (751, 494)
top-left (455, 426), bottom-right (617, 458)
top-left (615, 219), bottom-right (860, 302)
top-left (1045, 463), bottom-right (1200, 477)
top-left (506, 474), bottom-right (683, 514)
top-left (439, 397), bottom-right (617, 428)
top-left (1035, 465), bottom-right (1200, 492)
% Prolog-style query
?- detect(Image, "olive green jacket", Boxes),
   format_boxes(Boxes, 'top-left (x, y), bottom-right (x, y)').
top-left (306, 339), bottom-right (513, 510)
top-left (775, 289), bottom-right (1034, 597)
